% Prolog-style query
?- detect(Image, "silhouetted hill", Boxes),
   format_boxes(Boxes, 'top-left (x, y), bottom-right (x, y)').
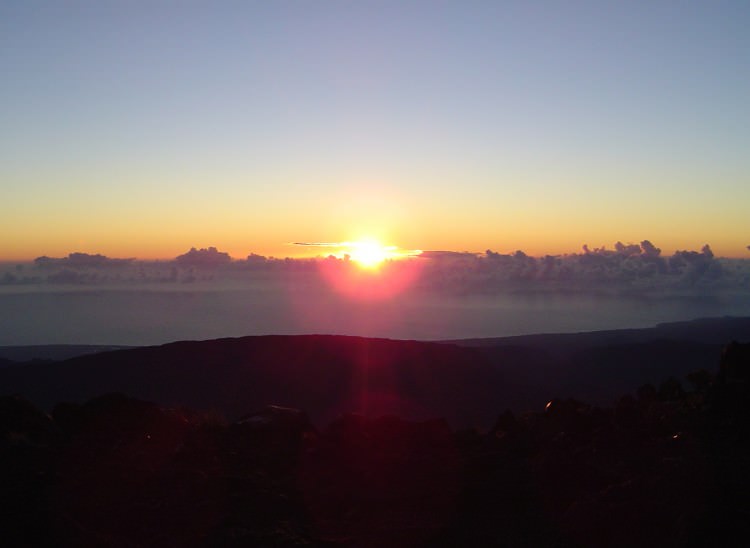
top-left (449, 316), bottom-right (750, 348)
top-left (0, 344), bottom-right (134, 363)
top-left (0, 336), bottom-right (505, 427)
top-left (447, 316), bottom-right (750, 406)
top-left (2, 317), bottom-right (748, 426)
top-left (465, 339), bottom-right (722, 408)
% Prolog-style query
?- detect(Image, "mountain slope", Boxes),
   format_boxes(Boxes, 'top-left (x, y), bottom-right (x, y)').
top-left (3, 318), bottom-right (747, 427)
top-left (0, 336), bottom-right (506, 427)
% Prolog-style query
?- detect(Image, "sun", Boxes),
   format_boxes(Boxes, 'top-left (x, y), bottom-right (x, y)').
top-left (316, 238), bottom-right (424, 300)
top-left (347, 239), bottom-right (394, 269)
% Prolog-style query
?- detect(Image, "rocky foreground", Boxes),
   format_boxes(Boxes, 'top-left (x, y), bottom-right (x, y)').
top-left (2, 342), bottom-right (750, 547)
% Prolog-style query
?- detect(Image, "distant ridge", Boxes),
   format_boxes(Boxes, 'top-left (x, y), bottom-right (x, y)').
top-left (5, 316), bottom-right (748, 362)
top-left (0, 336), bottom-right (501, 427)
top-left (0, 344), bottom-right (135, 363)
top-left (447, 316), bottom-right (750, 348)
top-left (1, 317), bottom-right (748, 427)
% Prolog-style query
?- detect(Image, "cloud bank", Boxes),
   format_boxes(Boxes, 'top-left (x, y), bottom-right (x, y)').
top-left (2, 242), bottom-right (750, 346)
top-left (0, 241), bottom-right (747, 297)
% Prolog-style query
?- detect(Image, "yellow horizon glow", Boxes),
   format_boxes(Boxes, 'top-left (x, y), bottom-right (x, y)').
top-left (3, 237), bottom-right (750, 263)
top-left (1, 220), bottom-right (749, 262)
top-left (2, 166), bottom-right (749, 261)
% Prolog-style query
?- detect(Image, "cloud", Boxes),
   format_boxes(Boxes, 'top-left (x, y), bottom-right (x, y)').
top-left (34, 253), bottom-right (134, 269)
top-left (174, 247), bottom-right (232, 267)
top-left (640, 240), bottom-right (661, 258)
top-left (292, 241), bottom-right (422, 262)
top-left (245, 253), bottom-right (268, 263)
top-left (409, 240), bottom-right (738, 294)
top-left (668, 244), bottom-right (722, 285)
top-left (292, 242), bottom-right (344, 247)
top-left (9, 240), bottom-right (750, 296)
top-left (418, 251), bottom-right (479, 260)
top-left (4, 240), bottom-right (750, 346)
top-left (614, 241), bottom-right (642, 257)
top-left (46, 269), bottom-right (92, 284)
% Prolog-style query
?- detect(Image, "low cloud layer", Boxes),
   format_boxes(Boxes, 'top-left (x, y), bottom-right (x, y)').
top-left (1, 241), bottom-right (750, 345)
top-left (34, 252), bottom-right (134, 269)
top-left (175, 247), bottom-right (232, 267)
top-left (1, 241), bottom-right (748, 296)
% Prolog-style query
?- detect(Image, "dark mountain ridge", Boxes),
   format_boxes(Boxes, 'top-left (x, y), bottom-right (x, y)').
top-left (0, 336), bottom-right (503, 427)
top-left (2, 316), bottom-right (749, 427)
top-left (0, 344), bottom-right (134, 364)
top-left (449, 316), bottom-right (750, 348)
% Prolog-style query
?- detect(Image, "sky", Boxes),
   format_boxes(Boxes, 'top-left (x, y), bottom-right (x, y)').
top-left (2, 0), bottom-right (749, 261)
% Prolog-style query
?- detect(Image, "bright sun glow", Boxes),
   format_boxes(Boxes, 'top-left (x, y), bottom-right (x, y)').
top-left (317, 238), bottom-right (425, 300)
top-left (347, 239), bottom-right (395, 269)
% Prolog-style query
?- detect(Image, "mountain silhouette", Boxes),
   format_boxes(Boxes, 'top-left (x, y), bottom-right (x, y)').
top-left (2, 317), bottom-right (748, 427)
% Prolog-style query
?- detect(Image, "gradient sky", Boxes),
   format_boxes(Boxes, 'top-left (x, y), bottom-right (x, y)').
top-left (2, 1), bottom-right (749, 261)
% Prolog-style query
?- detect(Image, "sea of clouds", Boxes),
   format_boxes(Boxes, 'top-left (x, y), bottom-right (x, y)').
top-left (2, 242), bottom-right (750, 345)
